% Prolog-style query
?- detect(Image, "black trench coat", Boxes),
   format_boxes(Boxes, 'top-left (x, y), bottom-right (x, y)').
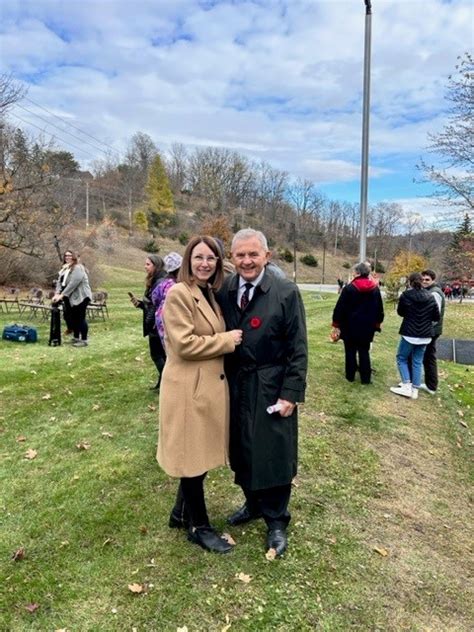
top-left (217, 270), bottom-right (308, 491)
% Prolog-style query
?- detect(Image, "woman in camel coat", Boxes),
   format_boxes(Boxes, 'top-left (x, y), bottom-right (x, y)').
top-left (157, 235), bottom-right (242, 554)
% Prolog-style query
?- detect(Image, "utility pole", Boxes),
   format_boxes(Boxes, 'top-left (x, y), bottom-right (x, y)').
top-left (359, 0), bottom-right (372, 262)
top-left (291, 222), bottom-right (297, 283)
top-left (85, 181), bottom-right (90, 229)
top-left (322, 241), bottom-right (327, 284)
top-left (128, 189), bottom-right (133, 236)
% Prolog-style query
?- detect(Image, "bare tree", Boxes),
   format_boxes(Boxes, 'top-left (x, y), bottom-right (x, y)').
top-left (417, 53), bottom-right (474, 220)
top-left (0, 74), bottom-right (27, 118)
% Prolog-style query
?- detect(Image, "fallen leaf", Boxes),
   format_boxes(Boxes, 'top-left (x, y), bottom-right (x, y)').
top-left (24, 603), bottom-right (39, 613)
top-left (457, 410), bottom-right (464, 417)
top-left (101, 431), bottom-right (114, 438)
top-left (458, 419), bottom-right (468, 428)
top-left (147, 404), bottom-right (156, 411)
top-left (54, 629), bottom-right (68, 632)
top-left (265, 548), bottom-right (277, 561)
top-left (30, 370), bottom-right (37, 375)
top-left (49, 416), bottom-right (57, 422)
top-left (127, 583), bottom-right (144, 594)
top-left (92, 404), bottom-right (100, 411)
top-left (221, 624), bottom-right (231, 632)
top-left (24, 449), bottom-right (37, 460)
top-left (76, 441), bottom-right (91, 450)
top-left (135, 356), bottom-right (144, 362)
top-left (42, 393), bottom-right (51, 400)
top-left (59, 540), bottom-right (69, 547)
top-left (12, 547), bottom-right (25, 561)
top-left (139, 525), bottom-right (148, 534)
top-left (235, 572), bottom-right (252, 583)
top-left (66, 389), bottom-right (73, 395)
top-left (16, 435), bottom-right (26, 442)
top-left (177, 627), bottom-right (188, 632)
top-left (221, 533), bottom-right (236, 545)
top-left (373, 546), bottom-right (389, 557)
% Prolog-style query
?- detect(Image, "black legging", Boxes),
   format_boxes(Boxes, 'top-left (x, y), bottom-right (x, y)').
top-left (70, 297), bottom-right (90, 341)
top-left (148, 334), bottom-right (166, 385)
top-left (178, 474), bottom-right (209, 528)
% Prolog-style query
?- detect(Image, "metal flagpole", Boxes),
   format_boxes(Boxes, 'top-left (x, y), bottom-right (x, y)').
top-left (359, 0), bottom-right (372, 262)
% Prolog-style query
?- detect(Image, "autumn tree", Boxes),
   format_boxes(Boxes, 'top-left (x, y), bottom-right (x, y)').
top-left (384, 250), bottom-right (428, 302)
top-left (145, 154), bottom-right (175, 228)
top-left (417, 53), bottom-right (474, 220)
top-left (0, 74), bottom-right (27, 117)
top-left (443, 213), bottom-right (473, 294)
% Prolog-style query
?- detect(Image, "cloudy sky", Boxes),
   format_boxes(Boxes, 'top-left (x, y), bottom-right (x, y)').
top-left (1, 0), bottom-right (472, 221)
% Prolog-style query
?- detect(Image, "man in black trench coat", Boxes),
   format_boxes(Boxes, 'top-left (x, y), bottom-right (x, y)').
top-left (217, 228), bottom-right (308, 556)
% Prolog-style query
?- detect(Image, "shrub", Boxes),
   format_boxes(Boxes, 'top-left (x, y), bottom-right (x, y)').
top-left (342, 262), bottom-right (351, 269)
top-left (300, 254), bottom-right (318, 267)
top-left (375, 261), bottom-right (385, 273)
top-left (144, 239), bottom-right (160, 253)
top-left (178, 232), bottom-right (189, 245)
top-left (281, 248), bottom-right (294, 263)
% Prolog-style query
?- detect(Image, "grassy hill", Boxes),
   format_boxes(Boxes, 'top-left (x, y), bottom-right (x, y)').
top-left (0, 263), bottom-right (472, 631)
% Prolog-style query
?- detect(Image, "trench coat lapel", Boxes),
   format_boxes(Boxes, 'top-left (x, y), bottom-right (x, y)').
top-left (189, 283), bottom-right (222, 331)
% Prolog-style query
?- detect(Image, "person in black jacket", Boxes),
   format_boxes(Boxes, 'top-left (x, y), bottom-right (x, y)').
top-left (332, 262), bottom-right (384, 384)
top-left (390, 272), bottom-right (440, 400)
top-left (130, 255), bottom-right (166, 390)
top-left (218, 229), bottom-right (307, 558)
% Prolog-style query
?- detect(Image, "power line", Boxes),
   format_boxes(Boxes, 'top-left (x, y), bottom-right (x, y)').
top-left (9, 112), bottom-right (99, 160)
top-left (16, 103), bottom-right (111, 157)
top-left (23, 96), bottom-right (121, 158)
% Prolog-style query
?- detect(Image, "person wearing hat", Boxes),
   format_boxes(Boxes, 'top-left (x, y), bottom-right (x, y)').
top-left (130, 254), bottom-right (167, 390)
top-left (152, 251), bottom-right (183, 347)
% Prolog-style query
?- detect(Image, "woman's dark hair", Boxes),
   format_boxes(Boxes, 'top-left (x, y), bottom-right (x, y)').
top-left (178, 235), bottom-right (223, 290)
top-left (65, 250), bottom-right (79, 268)
top-left (409, 272), bottom-right (423, 289)
top-left (145, 254), bottom-right (164, 289)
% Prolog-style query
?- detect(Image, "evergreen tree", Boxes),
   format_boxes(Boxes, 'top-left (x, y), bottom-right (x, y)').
top-left (145, 154), bottom-right (175, 228)
top-left (443, 213), bottom-right (473, 289)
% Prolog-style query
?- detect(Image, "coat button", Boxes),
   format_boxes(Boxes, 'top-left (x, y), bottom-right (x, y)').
top-left (220, 374), bottom-right (225, 380)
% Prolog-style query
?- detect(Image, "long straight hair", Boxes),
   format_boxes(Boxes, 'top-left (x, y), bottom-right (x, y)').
top-left (178, 235), bottom-right (224, 290)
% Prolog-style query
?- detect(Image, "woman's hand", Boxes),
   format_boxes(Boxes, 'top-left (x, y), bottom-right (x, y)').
top-left (230, 329), bottom-right (243, 345)
top-left (52, 293), bottom-right (62, 303)
top-left (130, 295), bottom-right (140, 308)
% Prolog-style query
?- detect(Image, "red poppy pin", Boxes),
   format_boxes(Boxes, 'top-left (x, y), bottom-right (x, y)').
top-left (250, 317), bottom-right (262, 329)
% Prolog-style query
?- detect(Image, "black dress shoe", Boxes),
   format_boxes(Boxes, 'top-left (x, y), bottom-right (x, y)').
top-left (168, 508), bottom-right (189, 529)
top-left (187, 527), bottom-right (233, 553)
top-left (227, 504), bottom-right (262, 526)
top-left (266, 528), bottom-right (288, 557)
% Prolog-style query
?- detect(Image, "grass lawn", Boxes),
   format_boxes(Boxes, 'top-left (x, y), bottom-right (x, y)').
top-left (1, 268), bottom-right (473, 631)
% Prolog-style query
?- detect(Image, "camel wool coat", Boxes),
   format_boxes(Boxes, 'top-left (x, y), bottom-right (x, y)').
top-left (157, 281), bottom-right (236, 478)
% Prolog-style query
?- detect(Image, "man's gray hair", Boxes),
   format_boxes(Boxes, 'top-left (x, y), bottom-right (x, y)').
top-left (232, 228), bottom-right (268, 251)
top-left (354, 261), bottom-right (371, 277)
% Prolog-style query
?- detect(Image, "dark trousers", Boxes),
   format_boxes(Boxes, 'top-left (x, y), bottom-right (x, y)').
top-left (243, 484), bottom-right (292, 530)
top-left (148, 334), bottom-right (166, 386)
top-left (178, 474), bottom-right (209, 528)
top-left (70, 298), bottom-right (90, 340)
top-left (343, 339), bottom-right (371, 384)
top-left (423, 335), bottom-right (439, 391)
top-left (62, 297), bottom-right (74, 331)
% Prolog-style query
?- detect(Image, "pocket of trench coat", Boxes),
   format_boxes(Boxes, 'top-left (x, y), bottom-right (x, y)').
top-left (192, 368), bottom-right (203, 400)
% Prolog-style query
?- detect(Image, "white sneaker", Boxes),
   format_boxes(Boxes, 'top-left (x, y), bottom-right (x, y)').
top-left (411, 387), bottom-right (419, 400)
top-left (390, 383), bottom-right (414, 398)
top-left (419, 383), bottom-right (436, 395)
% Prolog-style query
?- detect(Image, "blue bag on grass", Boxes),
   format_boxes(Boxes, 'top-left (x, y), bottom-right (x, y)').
top-left (2, 324), bottom-right (38, 343)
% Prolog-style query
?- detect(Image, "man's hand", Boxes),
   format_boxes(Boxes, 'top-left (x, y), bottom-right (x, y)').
top-left (277, 399), bottom-right (296, 418)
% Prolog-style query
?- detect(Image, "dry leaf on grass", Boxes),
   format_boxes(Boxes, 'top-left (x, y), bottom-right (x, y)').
top-left (24, 603), bottom-right (39, 613)
top-left (458, 419), bottom-right (468, 428)
top-left (221, 532), bottom-right (236, 545)
top-left (16, 435), bottom-right (26, 442)
top-left (147, 404), bottom-right (156, 411)
top-left (457, 410), bottom-right (464, 417)
top-left (177, 627), bottom-right (189, 632)
top-left (92, 404), bottom-right (100, 411)
top-left (24, 449), bottom-right (37, 460)
top-left (12, 547), bottom-right (25, 561)
top-left (101, 431), bottom-right (114, 438)
top-left (235, 572), bottom-right (252, 583)
top-left (135, 356), bottom-right (144, 362)
top-left (373, 546), bottom-right (389, 557)
top-left (139, 525), bottom-right (148, 534)
top-left (265, 548), bottom-right (277, 561)
top-left (127, 583), bottom-right (144, 594)
top-left (41, 393), bottom-right (51, 400)
top-left (76, 441), bottom-right (91, 450)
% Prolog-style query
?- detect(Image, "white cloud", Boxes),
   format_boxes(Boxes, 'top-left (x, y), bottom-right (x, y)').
top-left (0, 0), bottom-right (471, 203)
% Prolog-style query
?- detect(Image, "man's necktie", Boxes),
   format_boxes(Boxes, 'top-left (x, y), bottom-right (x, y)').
top-left (240, 282), bottom-right (253, 310)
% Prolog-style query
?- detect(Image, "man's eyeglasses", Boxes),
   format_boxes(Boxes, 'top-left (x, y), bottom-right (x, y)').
top-left (421, 277), bottom-right (432, 282)
top-left (192, 255), bottom-right (218, 264)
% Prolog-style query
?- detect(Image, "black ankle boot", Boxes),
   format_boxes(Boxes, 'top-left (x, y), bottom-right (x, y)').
top-left (187, 527), bottom-right (233, 553)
